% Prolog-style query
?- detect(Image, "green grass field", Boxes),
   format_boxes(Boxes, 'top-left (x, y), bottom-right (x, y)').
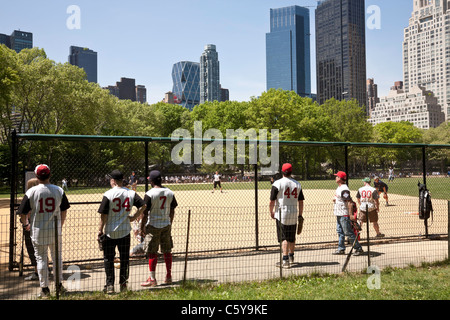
top-left (4, 177), bottom-right (449, 200)
top-left (63, 260), bottom-right (450, 301)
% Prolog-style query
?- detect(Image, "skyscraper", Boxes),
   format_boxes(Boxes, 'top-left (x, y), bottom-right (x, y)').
top-left (266, 6), bottom-right (311, 97)
top-left (200, 44), bottom-right (221, 104)
top-left (315, 0), bottom-right (367, 107)
top-left (366, 78), bottom-right (379, 116)
top-left (136, 85), bottom-right (147, 104)
top-left (403, 0), bottom-right (450, 121)
top-left (0, 30), bottom-right (33, 52)
top-left (68, 46), bottom-right (98, 83)
top-left (172, 61), bottom-right (200, 110)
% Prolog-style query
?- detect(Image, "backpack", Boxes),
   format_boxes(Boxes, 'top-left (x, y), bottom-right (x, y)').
top-left (418, 182), bottom-right (433, 221)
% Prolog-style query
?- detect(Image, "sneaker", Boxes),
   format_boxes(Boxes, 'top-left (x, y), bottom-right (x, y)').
top-left (38, 287), bottom-right (50, 299)
top-left (333, 250), bottom-right (345, 255)
top-left (353, 249), bottom-right (364, 256)
top-left (288, 255), bottom-right (294, 264)
top-left (164, 276), bottom-right (172, 285)
top-left (103, 285), bottom-right (114, 294)
top-left (25, 272), bottom-right (38, 281)
top-left (376, 233), bottom-right (385, 238)
top-left (141, 277), bottom-right (157, 287)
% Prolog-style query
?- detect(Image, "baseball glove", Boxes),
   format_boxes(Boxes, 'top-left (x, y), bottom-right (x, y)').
top-left (297, 216), bottom-right (304, 235)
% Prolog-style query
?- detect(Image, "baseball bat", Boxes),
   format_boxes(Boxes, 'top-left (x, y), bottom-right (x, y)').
top-left (341, 229), bottom-right (360, 273)
top-left (19, 231), bottom-right (24, 277)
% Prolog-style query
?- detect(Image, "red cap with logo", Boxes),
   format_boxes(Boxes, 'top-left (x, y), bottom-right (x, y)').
top-left (282, 163), bottom-right (293, 174)
top-left (35, 164), bottom-right (51, 179)
top-left (334, 171), bottom-right (347, 180)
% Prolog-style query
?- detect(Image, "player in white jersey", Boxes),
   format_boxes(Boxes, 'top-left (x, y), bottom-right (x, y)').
top-left (17, 164), bottom-right (70, 298)
top-left (269, 163), bottom-right (304, 268)
top-left (332, 171), bottom-right (363, 256)
top-left (98, 169), bottom-right (147, 294)
top-left (356, 177), bottom-right (384, 238)
top-left (212, 171), bottom-right (223, 193)
top-left (141, 170), bottom-right (178, 287)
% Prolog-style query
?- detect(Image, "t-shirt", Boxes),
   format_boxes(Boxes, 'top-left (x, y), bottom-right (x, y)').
top-left (356, 185), bottom-right (379, 212)
top-left (98, 187), bottom-right (145, 239)
top-left (144, 187), bottom-right (178, 229)
top-left (270, 177), bottom-right (304, 225)
top-left (213, 174), bottom-right (221, 182)
top-left (17, 183), bottom-right (70, 245)
top-left (374, 180), bottom-right (388, 192)
top-left (334, 184), bottom-right (351, 217)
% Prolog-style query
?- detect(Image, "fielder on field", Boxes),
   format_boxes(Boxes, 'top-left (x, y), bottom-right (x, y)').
top-left (98, 169), bottom-right (147, 294)
top-left (373, 176), bottom-right (389, 207)
top-left (141, 170), bottom-right (178, 287)
top-left (332, 171), bottom-right (363, 256)
top-left (269, 163), bottom-right (304, 269)
top-left (212, 171), bottom-right (223, 193)
top-left (17, 164), bottom-right (71, 298)
top-left (356, 177), bottom-right (385, 238)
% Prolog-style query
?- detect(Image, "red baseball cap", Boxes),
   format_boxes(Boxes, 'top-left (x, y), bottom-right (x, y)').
top-left (282, 163), bottom-right (293, 174)
top-left (35, 164), bottom-right (51, 179)
top-left (334, 171), bottom-right (347, 180)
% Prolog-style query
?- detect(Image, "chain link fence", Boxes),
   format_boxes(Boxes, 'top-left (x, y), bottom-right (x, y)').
top-left (0, 133), bottom-right (449, 299)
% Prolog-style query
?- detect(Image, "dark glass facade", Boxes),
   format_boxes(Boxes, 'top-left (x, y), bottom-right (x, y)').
top-left (266, 6), bottom-right (311, 97)
top-left (0, 30), bottom-right (33, 53)
top-left (68, 46), bottom-right (98, 83)
top-left (172, 61), bottom-right (200, 111)
top-left (315, 0), bottom-right (367, 107)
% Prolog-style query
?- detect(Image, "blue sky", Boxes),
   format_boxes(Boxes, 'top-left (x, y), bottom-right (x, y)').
top-left (0, 0), bottom-right (413, 104)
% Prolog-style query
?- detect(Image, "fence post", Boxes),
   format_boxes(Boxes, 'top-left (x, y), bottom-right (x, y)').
top-left (145, 141), bottom-right (149, 192)
top-left (254, 163), bottom-right (259, 251)
top-left (183, 209), bottom-right (192, 286)
top-left (54, 215), bottom-right (60, 300)
top-left (366, 204), bottom-right (371, 267)
top-left (9, 130), bottom-right (17, 272)
top-left (345, 145), bottom-right (349, 188)
top-left (422, 146), bottom-right (429, 238)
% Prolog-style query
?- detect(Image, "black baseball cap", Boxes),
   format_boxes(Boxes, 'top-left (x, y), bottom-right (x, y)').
top-left (108, 170), bottom-right (124, 180)
top-left (149, 170), bottom-right (161, 182)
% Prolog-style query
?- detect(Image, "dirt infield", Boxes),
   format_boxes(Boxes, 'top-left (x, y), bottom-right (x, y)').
top-left (1, 186), bottom-right (448, 269)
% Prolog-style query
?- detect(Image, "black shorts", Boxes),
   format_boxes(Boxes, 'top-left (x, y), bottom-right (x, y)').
top-left (276, 220), bottom-right (296, 243)
top-left (213, 181), bottom-right (221, 188)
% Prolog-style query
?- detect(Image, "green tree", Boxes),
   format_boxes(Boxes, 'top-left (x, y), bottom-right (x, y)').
top-left (372, 121), bottom-right (424, 170)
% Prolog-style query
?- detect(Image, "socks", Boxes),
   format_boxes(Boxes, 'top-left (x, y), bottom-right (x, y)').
top-left (148, 253), bottom-right (173, 279)
top-left (164, 253), bottom-right (172, 278)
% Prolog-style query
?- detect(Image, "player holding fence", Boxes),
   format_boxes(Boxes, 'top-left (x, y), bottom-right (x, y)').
top-left (269, 163), bottom-right (304, 268)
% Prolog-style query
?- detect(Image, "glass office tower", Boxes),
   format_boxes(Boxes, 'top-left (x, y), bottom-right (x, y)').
top-left (68, 46), bottom-right (98, 83)
top-left (172, 61), bottom-right (201, 111)
top-left (315, 0), bottom-right (366, 107)
top-left (266, 6), bottom-right (311, 97)
top-left (200, 44), bottom-right (221, 104)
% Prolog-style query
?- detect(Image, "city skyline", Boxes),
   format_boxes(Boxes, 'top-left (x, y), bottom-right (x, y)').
top-left (0, 1), bottom-right (413, 105)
